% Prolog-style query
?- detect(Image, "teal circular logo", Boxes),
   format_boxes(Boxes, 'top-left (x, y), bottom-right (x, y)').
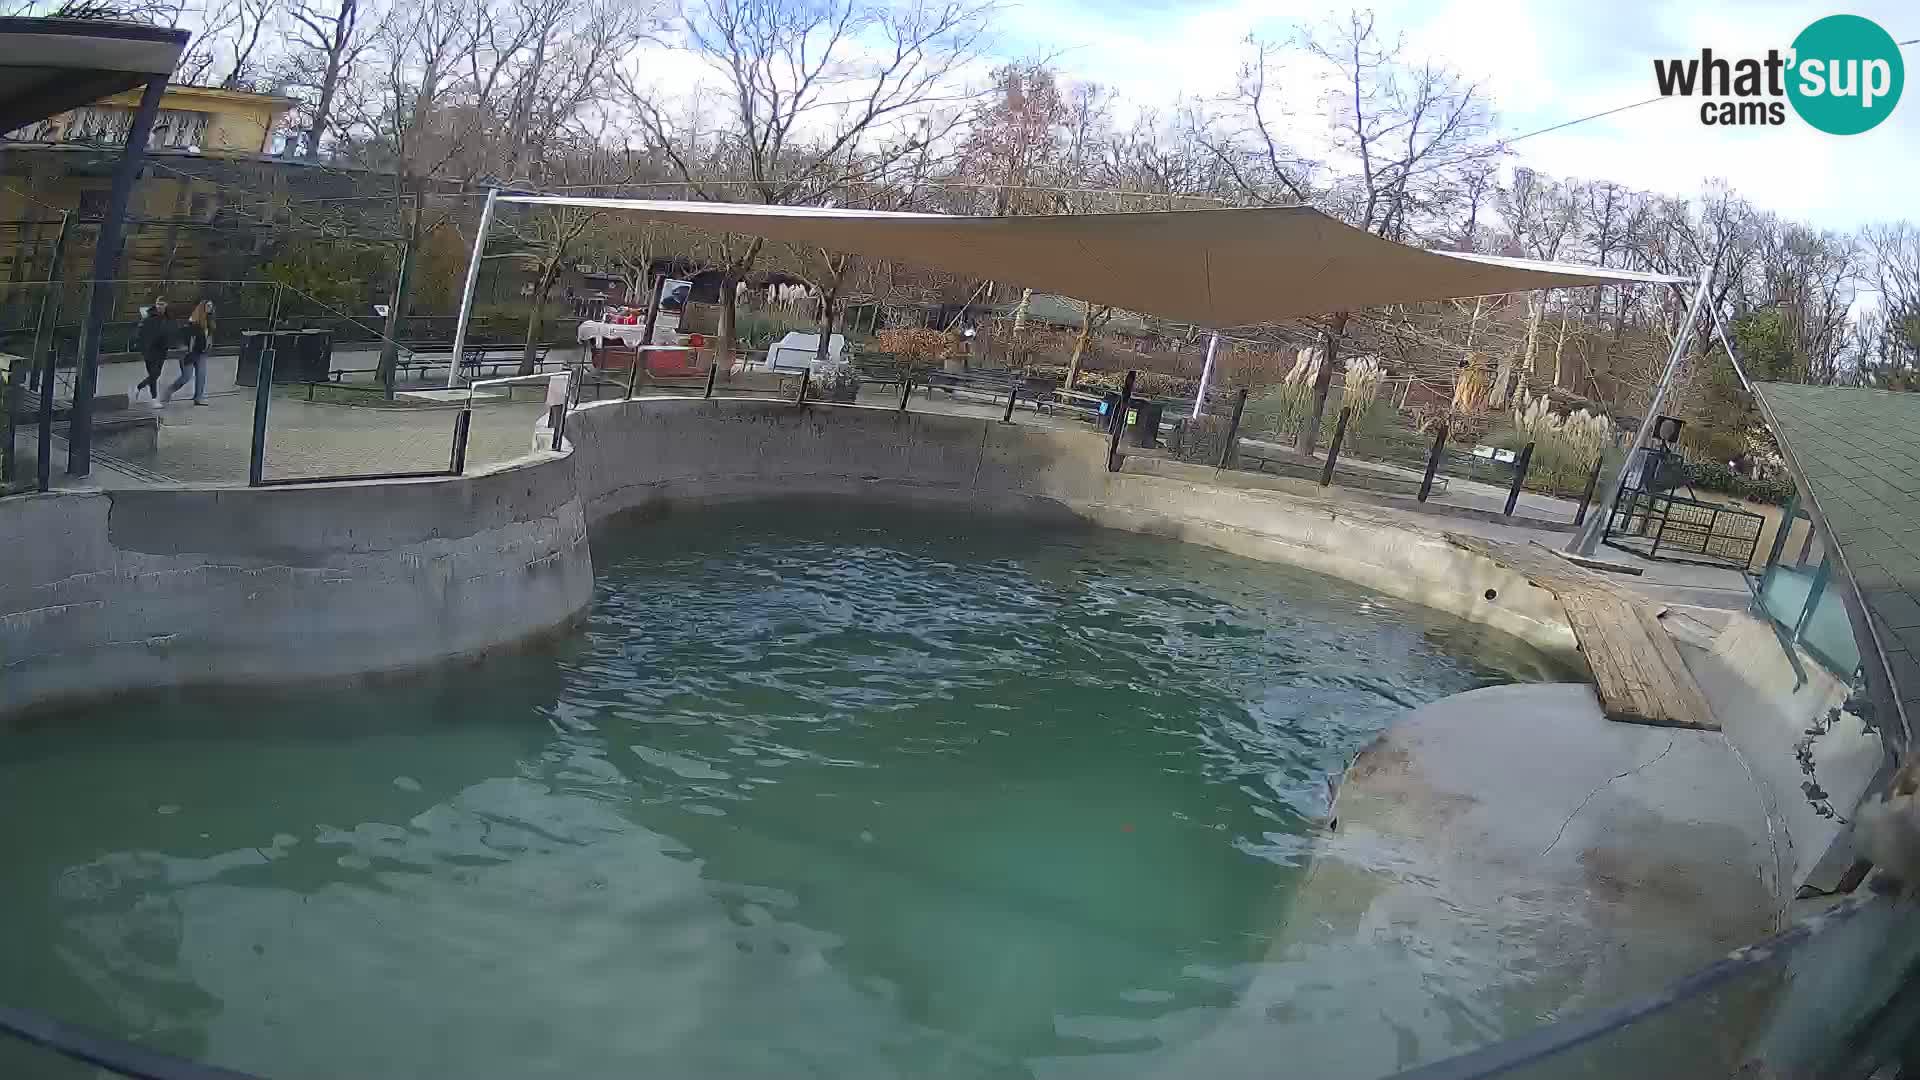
top-left (1787, 15), bottom-right (1904, 134)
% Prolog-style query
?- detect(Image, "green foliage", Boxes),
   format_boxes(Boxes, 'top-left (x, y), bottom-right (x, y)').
top-left (1489, 425), bottom-right (1610, 496)
top-left (261, 243), bottom-right (385, 312)
top-left (1729, 308), bottom-right (1804, 383)
top-left (732, 310), bottom-right (820, 351)
top-left (1681, 459), bottom-right (1797, 505)
top-left (1074, 369), bottom-right (1192, 399)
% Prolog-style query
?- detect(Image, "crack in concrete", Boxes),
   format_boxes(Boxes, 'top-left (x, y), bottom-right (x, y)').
top-left (1541, 735), bottom-right (1678, 856)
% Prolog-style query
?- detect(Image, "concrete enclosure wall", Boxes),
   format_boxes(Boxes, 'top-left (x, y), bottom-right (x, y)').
top-left (564, 396), bottom-right (1579, 659)
top-left (2, 395), bottom-right (1575, 718)
top-left (0, 451), bottom-right (592, 716)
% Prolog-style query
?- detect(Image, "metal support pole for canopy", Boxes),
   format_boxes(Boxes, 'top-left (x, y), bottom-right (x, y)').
top-left (1568, 261), bottom-right (1716, 557)
top-left (446, 188), bottom-right (499, 389)
top-left (69, 75), bottom-right (168, 478)
top-left (1192, 332), bottom-right (1219, 418)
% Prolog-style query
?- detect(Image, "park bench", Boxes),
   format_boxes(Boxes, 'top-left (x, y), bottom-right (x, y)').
top-left (380, 343), bottom-right (556, 384)
top-left (923, 368), bottom-right (1061, 413)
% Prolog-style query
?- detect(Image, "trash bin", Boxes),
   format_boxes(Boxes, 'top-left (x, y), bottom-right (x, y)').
top-left (293, 328), bottom-right (333, 382)
top-left (236, 331), bottom-right (266, 386)
top-left (268, 331), bottom-right (305, 383)
top-left (1128, 399), bottom-right (1164, 448)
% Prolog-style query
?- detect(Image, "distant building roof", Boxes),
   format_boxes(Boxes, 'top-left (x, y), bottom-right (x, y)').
top-left (0, 16), bottom-right (187, 133)
top-left (1756, 382), bottom-right (1920, 750)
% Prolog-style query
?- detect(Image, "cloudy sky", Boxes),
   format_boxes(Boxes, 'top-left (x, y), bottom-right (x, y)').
top-left (992, 0), bottom-right (1917, 231)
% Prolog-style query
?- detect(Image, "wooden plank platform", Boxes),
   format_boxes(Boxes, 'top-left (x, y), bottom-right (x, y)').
top-left (1452, 536), bottom-right (1718, 730)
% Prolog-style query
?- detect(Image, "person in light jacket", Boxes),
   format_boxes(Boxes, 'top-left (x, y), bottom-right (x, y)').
top-left (161, 300), bottom-right (214, 405)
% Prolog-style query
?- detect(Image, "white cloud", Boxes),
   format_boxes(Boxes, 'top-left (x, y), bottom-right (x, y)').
top-left (990, 0), bottom-right (1919, 230)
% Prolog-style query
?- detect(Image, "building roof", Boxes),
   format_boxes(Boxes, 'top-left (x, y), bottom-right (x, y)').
top-left (0, 17), bottom-right (188, 134)
top-left (97, 82), bottom-right (298, 112)
top-left (1755, 382), bottom-right (1920, 750)
top-left (502, 196), bottom-right (1689, 329)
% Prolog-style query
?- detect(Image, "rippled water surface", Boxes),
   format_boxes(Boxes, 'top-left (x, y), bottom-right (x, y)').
top-left (0, 502), bottom-right (1566, 1079)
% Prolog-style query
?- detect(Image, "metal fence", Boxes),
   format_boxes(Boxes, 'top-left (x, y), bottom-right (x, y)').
top-left (1160, 384), bottom-right (1613, 528)
top-left (1604, 489), bottom-right (1767, 570)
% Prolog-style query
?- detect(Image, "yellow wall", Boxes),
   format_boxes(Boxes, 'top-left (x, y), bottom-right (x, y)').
top-left (88, 85), bottom-right (294, 154)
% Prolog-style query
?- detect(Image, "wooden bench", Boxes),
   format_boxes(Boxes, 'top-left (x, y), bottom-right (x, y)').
top-left (377, 344), bottom-right (556, 384)
top-left (923, 369), bottom-right (1059, 412)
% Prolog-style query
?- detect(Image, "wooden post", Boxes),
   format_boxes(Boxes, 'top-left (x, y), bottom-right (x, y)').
top-left (1216, 388), bottom-right (1249, 469)
top-left (1106, 370), bottom-right (1136, 473)
top-left (449, 409), bottom-right (472, 474)
top-left (1001, 380), bottom-right (1019, 423)
top-left (247, 347), bottom-right (276, 486)
top-left (1505, 442), bottom-right (1536, 517)
top-left (1318, 406), bottom-right (1351, 487)
top-left (1418, 422), bottom-right (1448, 503)
top-left (795, 369), bottom-right (810, 406)
top-left (898, 374), bottom-right (913, 411)
top-left (1574, 455), bottom-right (1605, 525)
top-left (703, 360), bottom-right (719, 399)
top-left (1299, 311), bottom-right (1348, 455)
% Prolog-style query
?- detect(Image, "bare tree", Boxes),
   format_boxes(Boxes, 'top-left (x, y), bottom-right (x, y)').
top-left (176, 0), bottom-right (280, 88)
top-left (616, 0), bottom-right (995, 365)
top-left (281, 0), bottom-right (383, 158)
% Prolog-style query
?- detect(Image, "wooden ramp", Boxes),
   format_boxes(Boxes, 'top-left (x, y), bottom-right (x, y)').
top-left (1453, 536), bottom-right (1719, 731)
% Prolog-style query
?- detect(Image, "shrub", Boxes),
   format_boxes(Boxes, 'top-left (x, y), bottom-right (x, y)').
top-left (873, 326), bottom-right (954, 368)
top-left (1681, 459), bottom-right (1797, 505)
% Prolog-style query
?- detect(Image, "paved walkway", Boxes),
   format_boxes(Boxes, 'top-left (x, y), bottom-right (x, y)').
top-left (78, 354), bottom-right (546, 486)
top-left (65, 352), bottom-right (1094, 488)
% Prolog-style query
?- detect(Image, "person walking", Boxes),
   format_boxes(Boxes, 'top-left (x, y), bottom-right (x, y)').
top-left (134, 297), bottom-right (174, 401)
top-left (161, 300), bottom-right (214, 406)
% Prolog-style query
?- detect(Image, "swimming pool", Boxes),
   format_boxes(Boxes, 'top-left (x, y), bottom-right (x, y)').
top-left (0, 501), bottom-right (1568, 1078)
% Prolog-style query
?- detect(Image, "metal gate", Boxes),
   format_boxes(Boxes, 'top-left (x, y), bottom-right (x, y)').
top-left (1605, 488), bottom-right (1766, 570)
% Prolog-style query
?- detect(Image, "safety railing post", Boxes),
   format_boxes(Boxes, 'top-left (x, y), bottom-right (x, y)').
top-left (1418, 422), bottom-right (1448, 503)
top-left (247, 347), bottom-right (275, 486)
top-left (1105, 370), bottom-right (1136, 473)
top-left (35, 336), bottom-right (56, 492)
top-left (1319, 406), bottom-right (1351, 487)
top-left (548, 404), bottom-right (564, 451)
top-left (1792, 555), bottom-right (1832, 642)
top-left (1216, 388), bottom-right (1249, 469)
top-left (1504, 442), bottom-right (1536, 517)
top-left (1574, 455), bottom-right (1605, 525)
top-left (1001, 381), bottom-right (1019, 423)
top-left (626, 275), bottom-right (667, 401)
top-left (795, 369), bottom-right (810, 406)
top-left (898, 374), bottom-right (913, 411)
top-left (449, 408), bottom-right (472, 474)
top-left (703, 361), bottom-right (718, 399)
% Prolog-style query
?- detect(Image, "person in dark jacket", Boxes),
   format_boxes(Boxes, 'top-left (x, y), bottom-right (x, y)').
top-left (161, 300), bottom-right (214, 405)
top-left (134, 297), bottom-right (173, 399)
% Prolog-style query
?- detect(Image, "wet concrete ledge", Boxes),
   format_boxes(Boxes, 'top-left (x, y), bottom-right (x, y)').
top-left (0, 451), bottom-right (593, 718)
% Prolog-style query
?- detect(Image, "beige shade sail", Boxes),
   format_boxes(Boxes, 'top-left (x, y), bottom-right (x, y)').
top-left (502, 195), bottom-right (1686, 327)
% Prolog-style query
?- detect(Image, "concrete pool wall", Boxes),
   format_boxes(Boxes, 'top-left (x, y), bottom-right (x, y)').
top-left (0, 450), bottom-right (591, 716)
top-left (0, 393), bottom-right (1652, 716)
top-left (563, 396), bottom-right (1581, 661)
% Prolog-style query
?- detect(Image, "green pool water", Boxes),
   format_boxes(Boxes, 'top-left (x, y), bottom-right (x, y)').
top-left (0, 502), bottom-right (1567, 1079)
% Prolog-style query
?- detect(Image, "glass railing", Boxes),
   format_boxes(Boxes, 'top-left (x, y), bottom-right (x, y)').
top-left (1752, 496), bottom-right (1861, 681)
